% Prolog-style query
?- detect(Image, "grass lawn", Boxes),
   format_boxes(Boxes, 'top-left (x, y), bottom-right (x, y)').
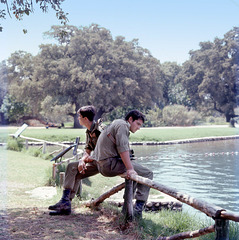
top-left (1, 125), bottom-right (239, 143)
top-left (1, 149), bottom-right (239, 239)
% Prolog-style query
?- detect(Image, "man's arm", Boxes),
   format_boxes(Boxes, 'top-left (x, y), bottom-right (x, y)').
top-left (119, 151), bottom-right (137, 178)
top-left (78, 149), bottom-right (91, 174)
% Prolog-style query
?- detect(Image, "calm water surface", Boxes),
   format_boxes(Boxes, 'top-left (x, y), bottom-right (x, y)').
top-left (133, 139), bottom-right (239, 214)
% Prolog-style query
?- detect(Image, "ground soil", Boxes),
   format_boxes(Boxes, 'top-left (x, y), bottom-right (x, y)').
top-left (0, 206), bottom-right (140, 240)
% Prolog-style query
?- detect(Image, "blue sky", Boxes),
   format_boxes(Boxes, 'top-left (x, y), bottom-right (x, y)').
top-left (1, 0), bottom-right (239, 64)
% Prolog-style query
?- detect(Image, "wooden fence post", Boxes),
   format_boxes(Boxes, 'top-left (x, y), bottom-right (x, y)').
top-left (42, 141), bottom-right (46, 154)
top-left (59, 172), bottom-right (65, 188)
top-left (25, 139), bottom-right (28, 150)
top-left (52, 163), bottom-right (57, 179)
top-left (122, 179), bottom-right (134, 222)
top-left (215, 218), bottom-right (229, 240)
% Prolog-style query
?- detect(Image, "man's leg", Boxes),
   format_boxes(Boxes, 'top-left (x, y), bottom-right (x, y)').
top-left (48, 161), bottom-right (79, 215)
top-left (132, 161), bottom-right (153, 217)
top-left (49, 161), bottom-right (99, 215)
top-left (69, 161), bottom-right (100, 200)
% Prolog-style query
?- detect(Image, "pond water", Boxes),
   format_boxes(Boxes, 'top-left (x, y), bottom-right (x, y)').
top-left (133, 139), bottom-right (239, 215)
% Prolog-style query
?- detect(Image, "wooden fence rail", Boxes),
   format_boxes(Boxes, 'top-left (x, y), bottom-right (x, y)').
top-left (10, 134), bottom-right (83, 178)
top-left (86, 174), bottom-right (239, 240)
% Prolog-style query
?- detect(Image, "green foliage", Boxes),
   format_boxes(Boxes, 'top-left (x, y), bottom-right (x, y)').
top-left (46, 163), bottom-right (67, 187)
top-left (145, 106), bottom-right (163, 127)
top-left (140, 210), bottom-right (211, 238)
top-left (22, 147), bottom-right (53, 160)
top-left (178, 27), bottom-right (239, 122)
top-left (40, 95), bottom-right (73, 124)
top-left (7, 138), bottom-right (24, 151)
top-left (162, 105), bottom-right (202, 126)
top-left (0, 1), bottom-right (68, 32)
top-left (0, 94), bottom-right (29, 123)
top-left (7, 24), bottom-right (163, 127)
top-left (205, 116), bottom-right (226, 125)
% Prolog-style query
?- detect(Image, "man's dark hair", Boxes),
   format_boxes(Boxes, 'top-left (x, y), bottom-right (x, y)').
top-left (77, 105), bottom-right (96, 121)
top-left (125, 110), bottom-right (145, 123)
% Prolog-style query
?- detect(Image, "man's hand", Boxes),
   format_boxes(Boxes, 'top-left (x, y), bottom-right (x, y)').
top-left (126, 169), bottom-right (138, 179)
top-left (78, 159), bottom-right (87, 174)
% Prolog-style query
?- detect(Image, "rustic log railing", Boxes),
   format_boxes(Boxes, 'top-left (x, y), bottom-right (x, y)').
top-left (9, 134), bottom-right (83, 178)
top-left (86, 174), bottom-right (239, 240)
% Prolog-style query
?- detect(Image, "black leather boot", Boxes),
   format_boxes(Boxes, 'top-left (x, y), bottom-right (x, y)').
top-left (48, 189), bottom-right (71, 215)
top-left (134, 200), bottom-right (145, 219)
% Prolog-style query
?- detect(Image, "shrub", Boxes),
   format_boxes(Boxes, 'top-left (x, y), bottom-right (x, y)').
top-left (7, 138), bottom-right (24, 151)
top-left (145, 106), bottom-right (163, 127)
top-left (162, 105), bottom-right (202, 126)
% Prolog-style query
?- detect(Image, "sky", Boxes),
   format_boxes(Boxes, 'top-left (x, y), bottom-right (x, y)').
top-left (1, 0), bottom-right (239, 64)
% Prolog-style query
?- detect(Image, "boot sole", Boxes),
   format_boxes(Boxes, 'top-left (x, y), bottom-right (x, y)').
top-left (49, 210), bottom-right (71, 216)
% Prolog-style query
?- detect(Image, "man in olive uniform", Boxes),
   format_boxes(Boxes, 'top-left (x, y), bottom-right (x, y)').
top-left (48, 105), bottom-right (101, 215)
top-left (92, 109), bottom-right (153, 218)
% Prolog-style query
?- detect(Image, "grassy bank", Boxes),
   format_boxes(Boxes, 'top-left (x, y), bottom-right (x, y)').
top-left (1, 149), bottom-right (239, 239)
top-left (1, 125), bottom-right (239, 143)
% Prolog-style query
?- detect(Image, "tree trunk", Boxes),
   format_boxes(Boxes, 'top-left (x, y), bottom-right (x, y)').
top-left (73, 113), bottom-right (82, 128)
top-left (94, 107), bottom-right (105, 121)
top-left (226, 114), bottom-right (231, 123)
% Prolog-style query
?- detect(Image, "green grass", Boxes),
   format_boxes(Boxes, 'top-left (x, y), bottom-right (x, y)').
top-left (131, 126), bottom-right (239, 142)
top-left (1, 125), bottom-right (239, 143)
top-left (2, 149), bottom-right (239, 239)
top-left (1, 149), bottom-right (52, 208)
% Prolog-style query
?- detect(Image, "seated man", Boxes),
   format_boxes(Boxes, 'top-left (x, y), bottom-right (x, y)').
top-left (92, 109), bottom-right (153, 218)
top-left (48, 105), bottom-right (101, 215)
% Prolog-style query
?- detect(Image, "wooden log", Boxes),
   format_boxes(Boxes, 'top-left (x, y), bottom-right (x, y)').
top-left (25, 139), bottom-right (29, 150)
top-left (59, 172), bottom-right (65, 188)
top-left (52, 163), bottom-right (57, 179)
top-left (42, 141), bottom-right (46, 154)
top-left (157, 224), bottom-right (215, 240)
top-left (220, 210), bottom-right (239, 222)
top-left (127, 174), bottom-right (239, 221)
top-left (215, 218), bottom-right (229, 240)
top-left (85, 182), bottom-right (125, 207)
top-left (122, 179), bottom-right (134, 222)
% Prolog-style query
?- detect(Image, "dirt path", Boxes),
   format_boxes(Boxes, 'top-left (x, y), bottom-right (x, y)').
top-left (0, 206), bottom-right (140, 240)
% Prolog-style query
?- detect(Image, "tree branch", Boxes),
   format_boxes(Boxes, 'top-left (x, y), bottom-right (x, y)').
top-left (157, 225), bottom-right (215, 240)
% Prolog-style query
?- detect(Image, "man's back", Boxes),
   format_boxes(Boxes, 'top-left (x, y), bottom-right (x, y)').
top-left (93, 119), bottom-right (130, 161)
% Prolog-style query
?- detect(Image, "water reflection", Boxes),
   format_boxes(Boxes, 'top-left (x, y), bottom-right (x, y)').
top-left (133, 140), bottom-right (239, 213)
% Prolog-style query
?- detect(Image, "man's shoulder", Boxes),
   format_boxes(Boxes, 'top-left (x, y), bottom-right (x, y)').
top-left (111, 119), bottom-right (130, 130)
top-left (112, 119), bottom-right (127, 126)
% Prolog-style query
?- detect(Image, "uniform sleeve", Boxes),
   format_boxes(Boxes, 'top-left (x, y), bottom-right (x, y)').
top-left (115, 124), bottom-right (130, 153)
top-left (84, 131), bottom-right (92, 151)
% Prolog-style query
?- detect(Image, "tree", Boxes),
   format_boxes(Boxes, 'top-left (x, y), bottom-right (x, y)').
top-left (160, 62), bottom-right (182, 106)
top-left (0, 94), bottom-right (29, 123)
top-left (35, 24), bottom-right (163, 127)
top-left (177, 27), bottom-right (239, 122)
top-left (0, 0), bottom-right (68, 32)
top-left (0, 61), bottom-right (8, 124)
top-left (7, 51), bottom-right (43, 118)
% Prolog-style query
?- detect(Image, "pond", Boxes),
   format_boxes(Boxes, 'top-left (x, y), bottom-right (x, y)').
top-left (133, 139), bottom-right (239, 215)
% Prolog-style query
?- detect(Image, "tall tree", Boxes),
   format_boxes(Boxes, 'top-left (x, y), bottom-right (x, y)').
top-left (0, 61), bottom-right (8, 123)
top-left (36, 24), bottom-right (163, 127)
top-left (177, 27), bottom-right (239, 122)
top-left (7, 51), bottom-right (43, 118)
top-left (160, 62), bottom-right (182, 106)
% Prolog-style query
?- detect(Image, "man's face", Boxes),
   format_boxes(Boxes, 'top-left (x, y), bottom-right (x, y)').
top-left (129, 117), bottom-right (143, 133)
top-left (78, 114), bottom-right (87, 126)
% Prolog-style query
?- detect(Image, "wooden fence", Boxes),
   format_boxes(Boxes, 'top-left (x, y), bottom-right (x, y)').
top-left (9, 130), bottom-right (239, 239)
top-left (86, 174), bottom-right (239, 240)
top-left (10, 134), bottom-right (83, 179)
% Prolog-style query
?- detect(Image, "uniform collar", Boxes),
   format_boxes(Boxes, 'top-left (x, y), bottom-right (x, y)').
top-left (86, 121), bottom-right (97, 133)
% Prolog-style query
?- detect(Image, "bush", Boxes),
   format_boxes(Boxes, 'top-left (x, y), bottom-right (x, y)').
top-left (162, 105), bottom-right (202, 126)
top-left (145, 106), bottom-right (163, 127)
top-left (7, 138), bottom-right (24, 151)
